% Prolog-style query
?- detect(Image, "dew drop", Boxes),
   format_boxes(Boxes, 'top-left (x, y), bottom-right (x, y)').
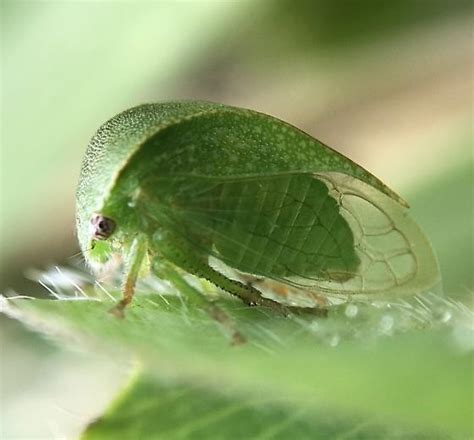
top-left (345, 303), bottom-right (358, 318)
top-left (328, 334), bottom-right (340, 347)
top-left (452, 325), bottom-right (474, 352)
top-left (308, 321), bottom-right (319, 333)
top-left (434, 309), bottom-right (452, 323)
top-left (379, 314), bottom-right (394, 333)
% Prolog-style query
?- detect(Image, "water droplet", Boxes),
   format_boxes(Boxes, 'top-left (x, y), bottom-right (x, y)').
top-left (380, 314), bottom-right (394, 333)
top-left (434, 309), bottom-right (452, 323)
top-left (308, 321), bottom-right (319, 333)
top-left (328, 334), bottom-right (340, 347)
top-left (345, 304), bottom-right (358, 318)
top-left (452, 325), bottom-right (474, 352)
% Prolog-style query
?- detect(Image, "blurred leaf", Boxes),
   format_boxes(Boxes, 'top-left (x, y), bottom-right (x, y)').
top-left (82, 370), bottom-right (461, 440)
top-left (230, 0), bottom-right (473, 59)
top-left (409, 156), bottom-right (473, 295)
top-left (2, 292), bottom-right (472, 438)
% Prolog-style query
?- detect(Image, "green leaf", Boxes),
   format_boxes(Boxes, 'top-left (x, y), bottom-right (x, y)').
top-left (82, 370), bottom-right (461, 440)
top-left (2, 290), bottom-right (472, 439)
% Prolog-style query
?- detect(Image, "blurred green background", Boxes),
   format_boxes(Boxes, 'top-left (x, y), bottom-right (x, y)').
top-left (1, 1), bottom-right (472, 438)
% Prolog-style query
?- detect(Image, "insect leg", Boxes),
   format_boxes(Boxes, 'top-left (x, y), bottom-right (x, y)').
top-left (191, 263), bottom-right (296, 315)
top-left (110, 235), bottom-right (148, 318)
top-left (194, 265), bottom-right (327, 317)
top-left (157, 236), bottom-right (325, 316)
top-left (153, 261), bottom-right (245, 345)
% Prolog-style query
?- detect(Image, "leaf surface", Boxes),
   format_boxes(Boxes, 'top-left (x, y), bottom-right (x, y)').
top-left (2, 292), bottom-right (471, 438)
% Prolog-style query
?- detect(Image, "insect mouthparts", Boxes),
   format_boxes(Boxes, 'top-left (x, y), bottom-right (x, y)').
top-left (90, 213), bottom-right (116, 239)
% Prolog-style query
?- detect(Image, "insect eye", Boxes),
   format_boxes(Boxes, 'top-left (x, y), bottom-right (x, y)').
top-left (90, 214), bottom-right (116, 240)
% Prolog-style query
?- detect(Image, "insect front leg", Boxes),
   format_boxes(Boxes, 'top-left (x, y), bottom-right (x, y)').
top-left (109, 235), bottom-right (148, 318)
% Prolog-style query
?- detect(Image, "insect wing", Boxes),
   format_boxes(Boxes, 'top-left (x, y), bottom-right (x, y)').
top-left (151, 171), bottom-right (439, 298)
top-left (307, 172), bottom-right (440, 296)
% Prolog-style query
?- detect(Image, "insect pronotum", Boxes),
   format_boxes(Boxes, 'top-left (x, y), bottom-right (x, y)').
top-left (76, 101), bottom-right (440, 317)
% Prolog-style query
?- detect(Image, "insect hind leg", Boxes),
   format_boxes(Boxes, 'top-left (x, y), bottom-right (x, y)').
top-left (156, 236), bottom-right (326, 316)
top-left (201, 266), bottom-right (327, 317)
